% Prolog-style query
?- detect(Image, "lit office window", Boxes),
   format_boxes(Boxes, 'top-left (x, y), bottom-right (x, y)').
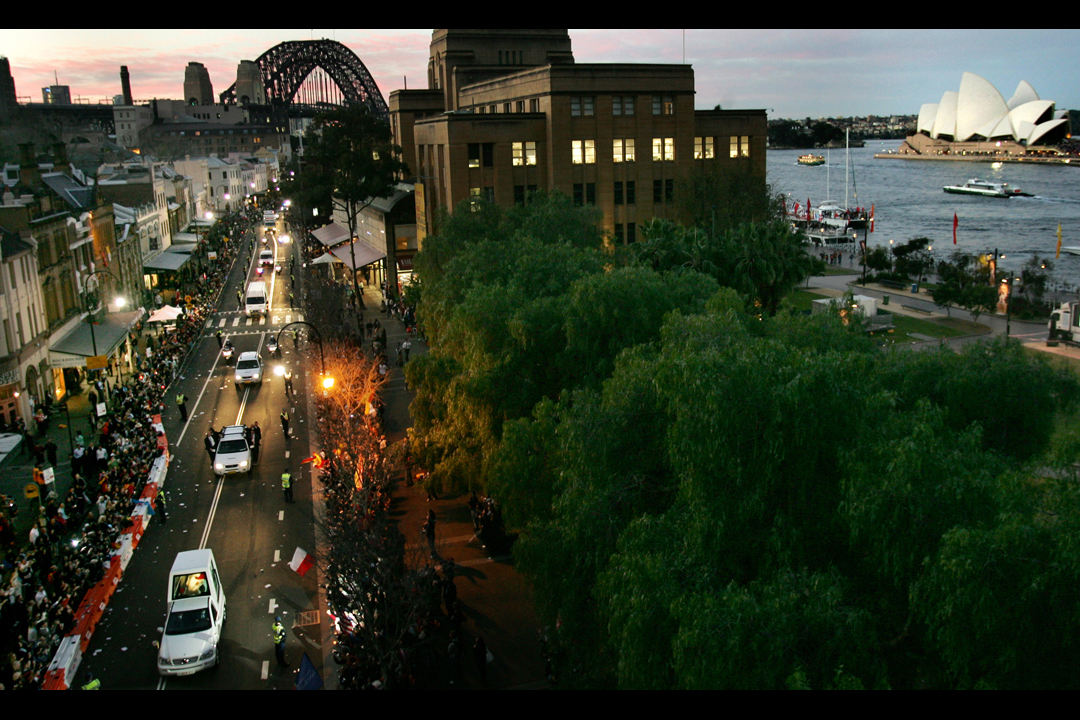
top-left (741, 136), bottom-right (750, 157)
top-left (653, 95), bottom-right (674, 115)
top-left (694, 137), bottom-right (714, 159)
top-left (513, 141), bottom-right (537, 166)
top-left (652, 138), bottom-right (674, 162)
top-left (572, 140), bottom-right (595, 164)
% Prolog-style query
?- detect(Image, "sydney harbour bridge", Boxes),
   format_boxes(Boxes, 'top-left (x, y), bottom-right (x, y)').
top-left (218, 39), bottom-right (389, 119)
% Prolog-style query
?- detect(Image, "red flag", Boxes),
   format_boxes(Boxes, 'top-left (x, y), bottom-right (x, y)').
top-left (289, 547), bottom-right (315, 577)
top-left (807, 198), bottom-right (812, 221)
top-left (953, 213), bottom-right (958, 244)
top-left (870, 204), bottom-right (875, 233)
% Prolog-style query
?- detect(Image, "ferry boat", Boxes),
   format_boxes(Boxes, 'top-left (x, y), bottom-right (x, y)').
top-left (943, 178), bottom-right (1031, 198)
top-left (798, 154), bottom-right (825, 166)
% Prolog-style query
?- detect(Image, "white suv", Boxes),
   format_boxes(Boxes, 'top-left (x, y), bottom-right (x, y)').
top-left (259, 249), bottom-right (274, 266)
top-left (234, 351), bottom-right (263, 386)
top-left (213, 425), bottom-right (251, 477)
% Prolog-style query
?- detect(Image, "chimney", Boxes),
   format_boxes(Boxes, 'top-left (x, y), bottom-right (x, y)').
top-left (52, 142), bottom-right (69, 168)
top-left (18, 142), bottom-right (40, 186)
top-left (121, 65), bottom-right (133, 105)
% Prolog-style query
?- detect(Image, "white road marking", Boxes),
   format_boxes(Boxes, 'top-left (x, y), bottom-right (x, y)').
top-left (261, 661), bottom-right (269, 680)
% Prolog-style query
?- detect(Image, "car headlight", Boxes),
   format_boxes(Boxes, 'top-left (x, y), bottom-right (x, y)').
top-left (199, 647), bottom-right (216, 661)
top-left (235, 374), bottom-right (242, 381)
top-left (214, 463), bottom-right (224, 470)
top-left (253, 372), bottom-right (260, 379)
top-left (240, 461), bottom-right (248, 468)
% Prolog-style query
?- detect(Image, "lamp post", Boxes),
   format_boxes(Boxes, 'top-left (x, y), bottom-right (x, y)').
top-left (275, 321), bottom-right (335, 391)
top-left (82, 269), bottom-right (126, 411)
top-left (83, 269), bottom-right (125, 359)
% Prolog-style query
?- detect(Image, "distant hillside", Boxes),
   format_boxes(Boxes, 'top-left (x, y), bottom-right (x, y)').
top-left (768, 115), bottom-right (916, 149)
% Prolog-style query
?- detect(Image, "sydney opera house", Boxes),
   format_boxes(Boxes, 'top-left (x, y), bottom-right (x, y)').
top-left (897, 72), bottom-right (1071, 158)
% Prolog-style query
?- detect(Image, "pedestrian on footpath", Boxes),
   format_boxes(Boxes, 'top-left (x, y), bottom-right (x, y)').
top-left (281, 469), bottom-right (293, 503)
top-left (280, 409), bottom-right (290, 438)
top-left (402, 339), bottom-right (412, 363)
top-left (423, 509), bottom-right (437, 559)
top-left (473, 635), bottom-right (490, 686)
top-left (272, 617), bottom-right (288, 666)
top-left (176, 392), bottom-right (188, 422)
top-left (448, 631), bottom-right (462, 686)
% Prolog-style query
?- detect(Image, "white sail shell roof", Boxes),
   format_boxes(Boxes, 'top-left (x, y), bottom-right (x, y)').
top-left (922, 74), bottom-right (1065, 146)
top-left (932, 91), bottom-right (958, 139)
top-left (956, 72), bottom-right (1009, 141)
top-left (1007, 80), bottom-right (1039, 110)
top-left (917, 103), bottom-right (938, 135)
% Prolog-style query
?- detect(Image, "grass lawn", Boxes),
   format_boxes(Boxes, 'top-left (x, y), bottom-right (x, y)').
top-left (785, 289), bottom-right (990, 343)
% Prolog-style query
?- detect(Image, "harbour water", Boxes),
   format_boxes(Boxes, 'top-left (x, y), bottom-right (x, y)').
top-left (767, 140), bottom-right (1080, 289)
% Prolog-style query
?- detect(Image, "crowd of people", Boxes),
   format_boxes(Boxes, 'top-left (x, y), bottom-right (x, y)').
top-left (0, 209), bottom-right (252, 690)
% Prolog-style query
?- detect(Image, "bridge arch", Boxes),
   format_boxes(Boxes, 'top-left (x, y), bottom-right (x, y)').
top-left (220, 39), bottom-right (388, 117)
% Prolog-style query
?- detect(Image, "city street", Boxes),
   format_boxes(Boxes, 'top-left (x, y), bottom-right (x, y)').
top-left (71, 220), bottom-right (324, 690)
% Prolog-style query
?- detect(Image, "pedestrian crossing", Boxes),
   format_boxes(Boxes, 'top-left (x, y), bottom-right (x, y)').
top-left (205, 311), bottom-right (305, 329)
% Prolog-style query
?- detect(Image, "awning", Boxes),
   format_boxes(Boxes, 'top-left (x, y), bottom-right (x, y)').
top-left (48, 310), bottom-right (145, 368)
top-left (311, 222), bottom-right (351, 248)
top-left (144, 248), bottom-right (194, 272)
top-left (173, 232), bottom-right (202, 243)
top-left (329, 239), bottom-right (385, 270)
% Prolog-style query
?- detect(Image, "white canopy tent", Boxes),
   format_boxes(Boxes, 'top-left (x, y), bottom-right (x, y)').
top-left (308, 253), bottom-right (341, 266)
top-left (147, 305), bottom-right (185, 323)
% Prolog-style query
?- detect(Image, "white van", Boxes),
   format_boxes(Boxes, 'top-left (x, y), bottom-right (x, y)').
top-left (157, 549), bottom-right (226, 676)
top-left (245, 281), bottom-right (267, 317)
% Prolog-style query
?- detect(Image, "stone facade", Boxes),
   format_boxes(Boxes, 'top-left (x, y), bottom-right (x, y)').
top-left (391, 30), bottom-right (767, 242)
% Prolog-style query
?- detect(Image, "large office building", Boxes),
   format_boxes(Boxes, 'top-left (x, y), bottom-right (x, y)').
top-left (389, 29), bottom-right (767, 244)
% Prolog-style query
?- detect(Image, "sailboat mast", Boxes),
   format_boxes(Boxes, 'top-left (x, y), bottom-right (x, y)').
top-left (845, 128), bottom-right (850, 211)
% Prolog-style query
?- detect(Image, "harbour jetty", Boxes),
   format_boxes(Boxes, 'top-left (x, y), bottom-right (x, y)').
top-left (875, 151), bottom-right (1076, 165)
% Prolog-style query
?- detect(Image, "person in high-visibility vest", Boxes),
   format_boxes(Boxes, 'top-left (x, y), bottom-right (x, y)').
top-left (281, 470), bottom-right (293, 503)
top-left (280, 409), bottom-right (290, 438)
top-left (176, 393), bottom-right (188, 422)
top-left (272, 617), bottom-right (287, 666)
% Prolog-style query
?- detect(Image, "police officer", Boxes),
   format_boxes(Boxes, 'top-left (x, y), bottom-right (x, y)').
top-left (280, 409), bottom-right (290, 438)
top-left (156, 490), bottom-right (169, 524)
top-left (176, 392), bottom-right (188, 422)
top-left (272, 616), bottom-right (287, 666)
top-left (282, 469), bottom-right (293, 503)
top-left (283, 369), bottom-right (294, 396)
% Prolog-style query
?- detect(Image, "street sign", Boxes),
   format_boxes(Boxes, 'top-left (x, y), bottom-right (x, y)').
top-left (24, 483), bottom-right (39, 499)
top-left (86, 355), bottom-right (109, 370)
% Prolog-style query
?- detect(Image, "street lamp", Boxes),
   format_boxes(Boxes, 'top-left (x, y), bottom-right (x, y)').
top-left (83, 269), bottom-right (126, 359)
top-left (275, 321), bottom-right (335, 390)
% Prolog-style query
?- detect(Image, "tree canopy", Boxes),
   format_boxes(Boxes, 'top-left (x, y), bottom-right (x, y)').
top-left (405, 188), bottom-right (1080, 690)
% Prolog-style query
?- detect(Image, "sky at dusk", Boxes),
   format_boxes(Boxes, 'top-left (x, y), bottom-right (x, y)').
top-left (1, 29), bottom-right (1077, 120)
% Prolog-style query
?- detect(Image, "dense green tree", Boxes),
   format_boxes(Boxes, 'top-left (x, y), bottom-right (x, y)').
top-left (301, 106), bottom-right (407, 320)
